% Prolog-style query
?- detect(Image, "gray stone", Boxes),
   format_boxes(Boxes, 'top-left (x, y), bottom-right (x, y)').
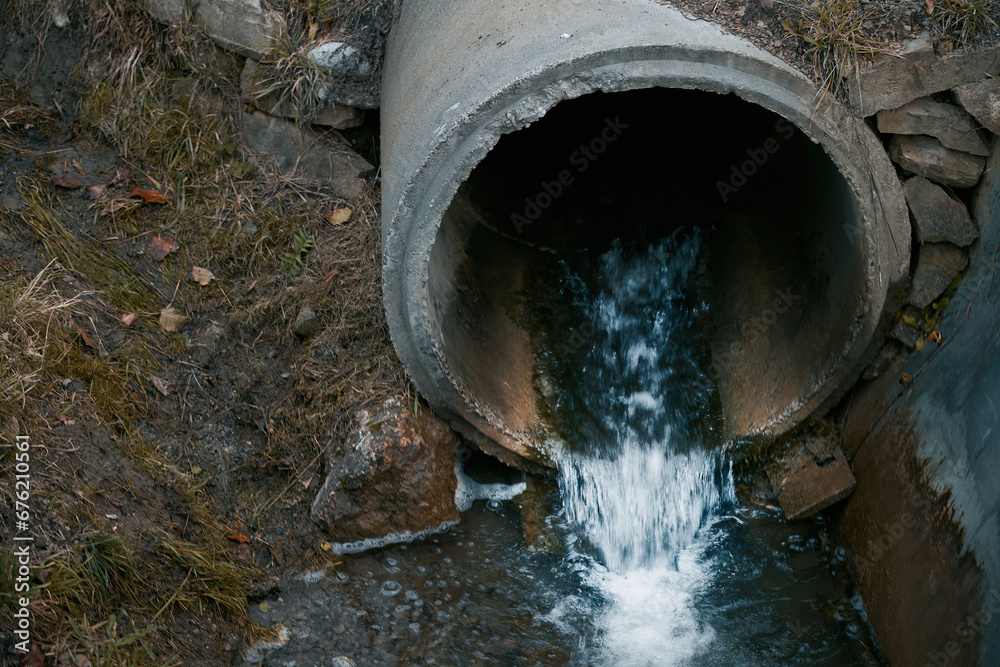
top-left (903, 176), bottom-right (979, 247)
top-left (766, 432), bottom-right (856, 520)
top-left (292, 300), bottom-right (321, 337)
top-left (307, 41), bottom-right (373, 81)
top-left (146, 0), bottom-right (278, 59)
top-left (910, 243), bottom-right (968, 309)
top-left (848, 32), bottom-right (1000, 116)
top-left (239, 111), bottom-right (374, 199)
top-left (862, 340), bottom-right (905, 382)
top-left (310, 397), bottom-right (460, 546)
top-left (954, 78), bottom-right (1000, 137)
top-left (889, 135), bottom-right (986, 189)
top-left (877, 98), bottom-right (990, 156)
top-left (241, 60), bottom-right (366, 129)
top-left (889, 306), bottom-right (927, 350)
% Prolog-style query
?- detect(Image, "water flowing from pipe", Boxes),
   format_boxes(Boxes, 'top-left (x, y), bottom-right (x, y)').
top-left (550, 228), bottom-right (735, 664)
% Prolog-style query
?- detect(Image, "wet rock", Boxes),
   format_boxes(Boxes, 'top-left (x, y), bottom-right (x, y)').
top-left (861, 339), bottom-right (903, 382)
top-left (862, 340), bottom-right (905, 381)
top-left (292, 300), bottom-right (321, 337)
top-left (877, 98), bottom-right (990, 156)
top-left (889, 306), bottom-right (927, 350)
top-left (146, 0), bottom-right (278, 59)
top-left (848, 32), bottom-right (1000, 115)
top-left (310, 397), bottom-right (460, 545)
top-left (902, 176), bottom-right (979, 247)
top-left (766, 433), bottom-right (856, 520)
top-left (910, 243), bottom-right (968, 309)
top-left (516, 475), bottom-right (562, 554)
top-left (239, 111), bottom-right (374, 199)
top-left (889, 135), bottom-right (985, 189)
top-left (241, 60), bottom-right (366, 129)
top-left (954, 78), bottom-right (1000, 137)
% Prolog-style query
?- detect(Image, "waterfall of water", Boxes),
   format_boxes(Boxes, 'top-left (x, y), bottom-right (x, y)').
top-left (550, 229), bottom-right (735, 664)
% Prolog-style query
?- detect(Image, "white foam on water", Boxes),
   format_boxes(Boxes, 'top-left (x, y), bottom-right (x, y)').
top-left (551, 231), bottom-right (735, 665)
top-left (586, 548), bottom-right (715, 667)
top-left (454, 460), bottom-right (526, 512)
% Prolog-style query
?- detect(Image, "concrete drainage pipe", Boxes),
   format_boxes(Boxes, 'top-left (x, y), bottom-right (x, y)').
top-left (380, 0), bottom-right (910, 469)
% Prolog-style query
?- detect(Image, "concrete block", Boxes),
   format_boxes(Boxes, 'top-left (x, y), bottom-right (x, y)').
top-left (766, 434), bottom-right (856, 520)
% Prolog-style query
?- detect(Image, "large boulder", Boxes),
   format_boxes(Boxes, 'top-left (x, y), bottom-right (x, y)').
top-left (311, 397), bottom-right (460, 548)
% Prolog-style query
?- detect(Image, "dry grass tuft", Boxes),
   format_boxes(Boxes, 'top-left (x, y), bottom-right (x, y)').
top-left (932, 0), bottom-right (998, 45)
top-left (783, 0), bottom-right (887, 104)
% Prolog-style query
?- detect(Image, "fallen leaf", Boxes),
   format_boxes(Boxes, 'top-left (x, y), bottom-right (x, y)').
top-left (258, 601), bottom-right (271, 612)
top-left (121, 312), bottom-right (138, 326)
top-left (150, 375), bottom-right (173, 396)
top-left (87, 184), bottom-right (106, 200)
top-left (902, 314), bottom-right (918, 327)
top-left (190, 465), bottom-right (202, 475)
top-left (901, 374), bottom-right (913, 383)
top-left (926, 0), bottom-right (934, 12)
top-left (929, 330), bottom-right (943, 344)
top-left (57, 415), bottom-right (76, 425)
top-left (159, 306), bottom-right (188, 332)
top-left (226, 520), bottom-right (250, 543)
top-left (52, 176), bottom-right (83, 189)
top-left (147, 235), bottom-right (179, 261)
top-left (74, 325), bottom-right (95, 348)
top-left (323, 267), bottom-right (340, 283)
top-left (100, 200), bottom-right (128, 215)
top-left (71, 157), bottom-right (87, 175)
top-left (915, 336), bottom-right (925, 351)
top-left (22, 643), bottom-right (45, 667)
top-left (130, 187), bottom-right (169, 204)
top-left (326, 207), bottom-right (353, 225)
top-left (192, 265), bottom-right (215, 285)
top-left (320, 541), bottom-right (332, 551)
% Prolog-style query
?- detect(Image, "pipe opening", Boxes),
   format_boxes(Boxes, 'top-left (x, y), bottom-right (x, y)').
top-left (428, 88), bottom-right (867, 461)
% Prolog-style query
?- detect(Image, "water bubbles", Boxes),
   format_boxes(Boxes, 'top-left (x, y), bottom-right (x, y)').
top-left (487, 500), bottom-right (501, 510)
top-left (336, 572), bottom-right (349, 583)
top-left (435, 547), bottom-right (442, 554)
top-left (384, 557), bottom-right (401, 574)
top-left (405, 590), bottom-right (420, 601)
top-left (443, 557), bottom-right (453, 565)
top-left (408, 622), bottom-right (420, 633)
top-left (416, 565), bottom-right (428, 574)
top-left (381, 580), bottom-right (402, 596)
